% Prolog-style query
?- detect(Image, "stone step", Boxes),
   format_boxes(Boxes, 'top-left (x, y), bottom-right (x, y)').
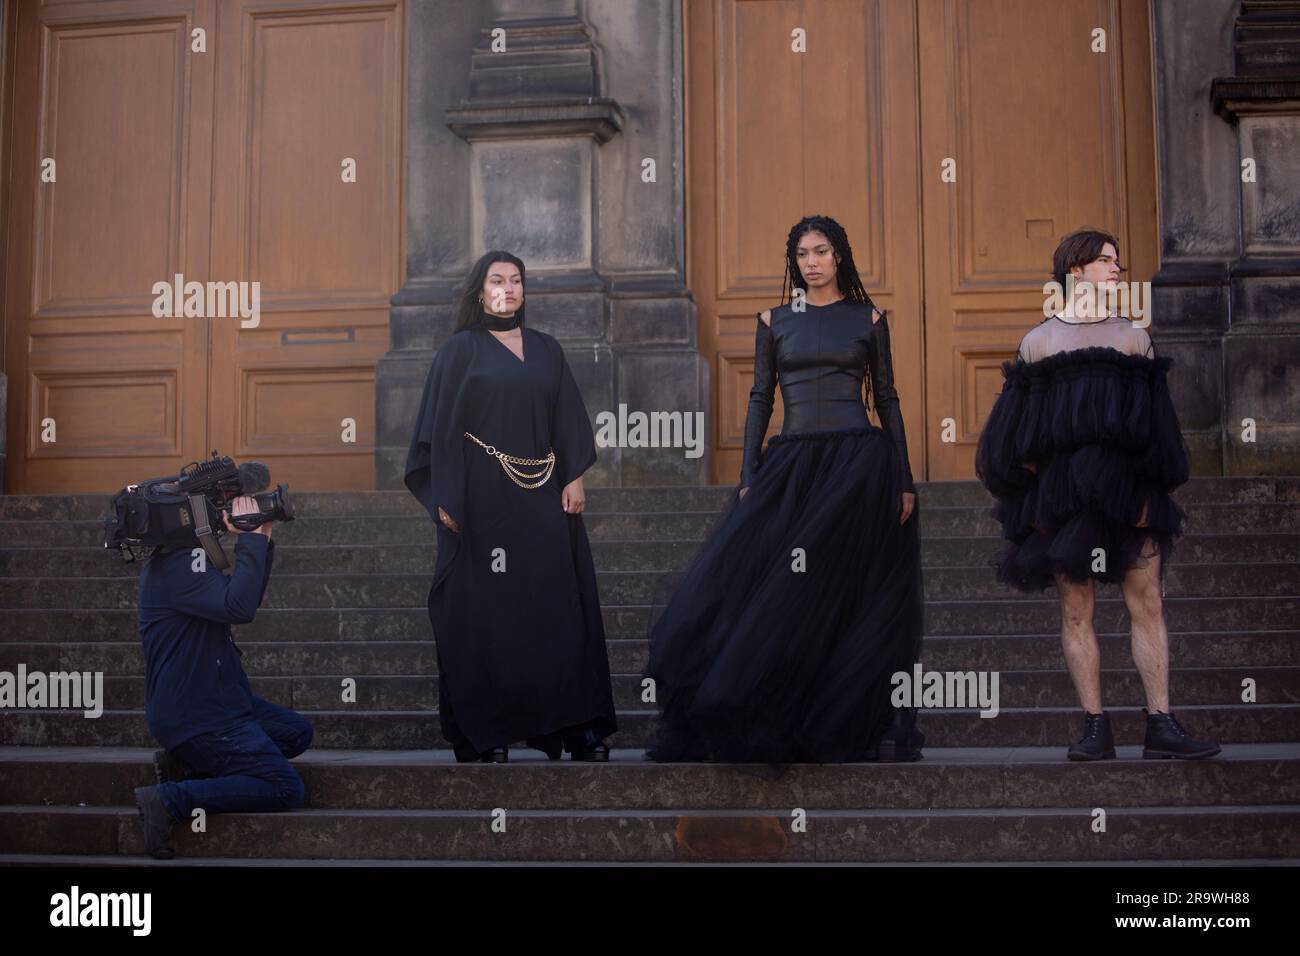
top-left (7, 502), bottom-right (1300, 548)
top-left (5, 561), bottom-right (1297, 611)
top-left (4, 853), bottom-right (1298, 867)
top-left (3, 630), bottom-right (1296, 678)
top-left (0, 600), bottom-right (1294, 647)
top-left (2, 596), bottom-right (1299, 646)
top-left (51, 666), bottom-right (1299, 712)
top-left (4, 475), bottom-right (1296, 521)
top-left (1, 802), bottom-right (1295, 862)
top-left (916, 597), bottom-right (1300, 635)
top-left (1, 704), bottom-right (1295, 749)
top-left (2, 745), bottom-right (1294, 810)
top-left (4, 477), bottom-right (1293, 866)
top-left (5, 531), bottom-right (1300, 577)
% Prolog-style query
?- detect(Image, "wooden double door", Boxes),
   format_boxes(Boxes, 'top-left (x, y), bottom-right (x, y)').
top-left (687, 0), bottom-right (1157, 484)
top-left (3, 0), bottom-right (1158, 491)
top-left (2, 0), bottom-right (403, 492)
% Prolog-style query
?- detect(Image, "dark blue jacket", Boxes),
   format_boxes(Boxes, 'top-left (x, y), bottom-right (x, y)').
top-left (138, 533), bottom-right (274, 749)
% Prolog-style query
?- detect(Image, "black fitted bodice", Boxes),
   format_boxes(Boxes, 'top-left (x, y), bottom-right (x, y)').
top-left (741, 298), bottom-right (915, 492)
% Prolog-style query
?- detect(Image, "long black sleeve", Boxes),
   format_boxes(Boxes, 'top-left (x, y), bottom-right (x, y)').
top-left (867, 312), bottom-right (916, 494)
top-left (740, 313), bottom-right (777, 487)
top-left (550, 337), bottom-right (598, 486)
top-left (404, 335), bottom-right (470, 529)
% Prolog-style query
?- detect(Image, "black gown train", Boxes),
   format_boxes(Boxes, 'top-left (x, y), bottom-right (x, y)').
top-left (645, 298), bottom-right (925, 764)
top-left (404, 324), bottom-right (617, 760)
top-left (974, 313), bottom-right (1192, 592)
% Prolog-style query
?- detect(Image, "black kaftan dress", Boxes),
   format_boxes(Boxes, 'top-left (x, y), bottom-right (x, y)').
top-left (404, 324), bottom-right (617, 759)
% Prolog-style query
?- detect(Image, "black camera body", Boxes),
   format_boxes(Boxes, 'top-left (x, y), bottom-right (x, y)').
top-left (104, 451), bottom-right (293, 568)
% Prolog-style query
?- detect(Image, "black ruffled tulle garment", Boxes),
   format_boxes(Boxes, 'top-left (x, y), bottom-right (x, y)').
top-left (644, 298), bottom-right (924, 764)
top-left (974, 316), bottom-right (1192, 593)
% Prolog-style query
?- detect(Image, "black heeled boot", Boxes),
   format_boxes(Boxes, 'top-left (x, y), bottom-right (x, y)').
top-left (1142, 708), bottom-right (1221, 760)
top-left (1066, 710), bottom-right (1116, 761)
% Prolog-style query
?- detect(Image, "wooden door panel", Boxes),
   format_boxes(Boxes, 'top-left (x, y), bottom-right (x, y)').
top-left (918, 0), bottom-right (1158, 480)
top-left (207, 0), bottom-right (402, 492)
top-left (3, 0), bottom-right (403, 492)
top-left (5, 0), bottom-right (214, 491)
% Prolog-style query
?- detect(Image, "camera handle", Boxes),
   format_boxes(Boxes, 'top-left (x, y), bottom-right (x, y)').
top-left (188, 493), bottom-right (231, 571)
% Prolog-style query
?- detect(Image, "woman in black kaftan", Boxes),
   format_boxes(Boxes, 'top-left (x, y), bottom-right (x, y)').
top-left (404, 252), bottom-right (616, 762)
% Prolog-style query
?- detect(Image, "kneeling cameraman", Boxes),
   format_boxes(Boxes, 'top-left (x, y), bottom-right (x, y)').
top-left (132, 494), bottom-right (313, 859)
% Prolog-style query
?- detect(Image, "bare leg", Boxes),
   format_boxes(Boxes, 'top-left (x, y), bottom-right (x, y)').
top-left (1122, 535), bottom-right (1170, 713)
top-left (1056, 571), bottom-right (1101, 712)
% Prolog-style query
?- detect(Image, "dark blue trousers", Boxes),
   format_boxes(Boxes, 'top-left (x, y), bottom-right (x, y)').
top-left (157, 696), bottom-right (313, 821)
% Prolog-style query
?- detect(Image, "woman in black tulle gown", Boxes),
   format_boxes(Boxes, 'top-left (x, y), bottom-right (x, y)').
top-left (644, 215), bottom-right (925, 765)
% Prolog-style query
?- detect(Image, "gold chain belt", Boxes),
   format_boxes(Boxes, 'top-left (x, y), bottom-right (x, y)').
top-left (464, 431), bottom-right (556, 489)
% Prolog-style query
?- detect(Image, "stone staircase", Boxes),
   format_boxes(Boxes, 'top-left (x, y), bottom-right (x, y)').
top-left (1, 479), bottom-right (1297, 863)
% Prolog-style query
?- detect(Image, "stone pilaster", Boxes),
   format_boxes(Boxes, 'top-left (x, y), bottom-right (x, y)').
top-left (1150, 0), bottom-right (1241, 475)
top-left (375, 0), bottom-right (706, 489)
top-left (1211, 0), bottom-right (1300, 475)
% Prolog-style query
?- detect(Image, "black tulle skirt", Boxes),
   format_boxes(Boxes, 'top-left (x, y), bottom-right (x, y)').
top-left (644, 425), bottom-right (924, 764)
top-left (974, 347), bottom-right (1192, 594)
top-left (986, 449), bottom-right (1185, 593)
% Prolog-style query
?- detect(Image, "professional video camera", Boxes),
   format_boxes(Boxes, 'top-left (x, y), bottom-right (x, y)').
top-left (104, 451), bottom-right (293, 569)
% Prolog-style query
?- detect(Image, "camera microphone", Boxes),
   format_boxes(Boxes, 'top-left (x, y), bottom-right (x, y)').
top-left (237, 461), bottom-right (271, 494)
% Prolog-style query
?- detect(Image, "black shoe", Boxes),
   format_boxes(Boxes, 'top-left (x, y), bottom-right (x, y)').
top-left (876, 708), bottom-right (925, 762)
top-left (876, 739), bottom-right (924, 762)
top-left (152, 749), bottom-right (197, 785)
top-left (478, 747), bottom-right (509, 763)
top-left (567, 728), bottom-right (610, 762)
top-left (133, 786), bottom-right (176, 860)
top-left (525, 734), bottom-right (563, 760)
top-left (452, 743), bottom-right (481, 763)
top-left (570, 742), bottom-right (610, 762)
top-left (1142, 708), bottom-right (1221, 759)
top-left (1067, 710), bottom-right (1116, 761)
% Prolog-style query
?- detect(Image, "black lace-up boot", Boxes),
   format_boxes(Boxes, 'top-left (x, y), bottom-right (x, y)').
top-left (1142, 708), bottom-right (1221, 759)
top-left (1066, 710), bottom-right (1116, 761)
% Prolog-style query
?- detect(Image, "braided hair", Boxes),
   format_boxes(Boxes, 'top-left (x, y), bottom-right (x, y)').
top-left (777, 214), bottom-right (884, 414)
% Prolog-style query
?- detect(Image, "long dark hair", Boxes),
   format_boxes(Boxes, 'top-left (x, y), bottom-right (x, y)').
top-left (778, 214), bottom-right (883, 412)
top-left (454, 250), bottom-right (527, 333)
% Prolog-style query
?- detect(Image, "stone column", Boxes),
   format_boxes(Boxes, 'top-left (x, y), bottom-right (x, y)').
top-left (374, 0), bottom-right (706, 490)
top-left (1211, 0), bottom-right (1300, 474)
top-left (1150, 0), bottom-right (1243, 475)
top-left (373, 0), bottom-right (482, 490)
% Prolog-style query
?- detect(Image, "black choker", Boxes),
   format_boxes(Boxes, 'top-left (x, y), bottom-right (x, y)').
top-left (481, 310), bottom-right (519, 331)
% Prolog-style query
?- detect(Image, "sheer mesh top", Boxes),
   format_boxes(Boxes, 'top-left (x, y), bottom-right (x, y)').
top-left (1017, 314), bottom-right (1155, 363)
